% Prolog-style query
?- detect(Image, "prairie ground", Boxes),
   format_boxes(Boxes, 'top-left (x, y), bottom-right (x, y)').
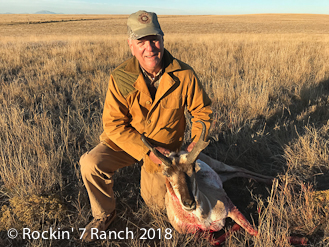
top-left (0, 14), bottom-right (329, 246)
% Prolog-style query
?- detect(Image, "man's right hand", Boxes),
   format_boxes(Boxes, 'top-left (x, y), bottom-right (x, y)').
top-left (148, 147), bottom-right (171, 165)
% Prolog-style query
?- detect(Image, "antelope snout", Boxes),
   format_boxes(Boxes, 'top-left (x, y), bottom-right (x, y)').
top-left (183, 199), bottom-right (196, 211)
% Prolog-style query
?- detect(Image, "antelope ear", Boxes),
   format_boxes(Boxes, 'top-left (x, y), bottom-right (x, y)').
top-left (195, 162), bottom-right (201, 173)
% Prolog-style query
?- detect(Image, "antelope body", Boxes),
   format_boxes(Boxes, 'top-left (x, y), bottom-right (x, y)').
top-left (142, 121), bottom-right (307, 245)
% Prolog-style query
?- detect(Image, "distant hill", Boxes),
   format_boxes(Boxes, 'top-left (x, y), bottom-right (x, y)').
top-left (35, 10), bottom-right (57, 14)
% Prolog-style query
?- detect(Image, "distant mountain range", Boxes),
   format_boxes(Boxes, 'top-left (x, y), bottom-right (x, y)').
top-left (34, 10), bottom-right (58, 14)
top-left (1, 10), bottom-right (60, 14)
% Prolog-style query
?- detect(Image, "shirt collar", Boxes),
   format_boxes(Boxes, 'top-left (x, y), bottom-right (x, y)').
top-left (140, 65), bottom-right (163, 84)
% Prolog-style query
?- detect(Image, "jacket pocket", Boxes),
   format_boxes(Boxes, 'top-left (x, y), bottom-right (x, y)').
top-left (160, 95), bottom-right (182, 109)
top-left (159, 95), bottom-right (184, 125)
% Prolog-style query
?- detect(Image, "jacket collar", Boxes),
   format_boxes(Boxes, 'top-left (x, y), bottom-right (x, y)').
top-left (163, 49), bottom-right (182, 74)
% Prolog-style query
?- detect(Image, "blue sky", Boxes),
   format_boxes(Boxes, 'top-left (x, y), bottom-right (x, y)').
top-left (1, 0), bottom-right (328, 15)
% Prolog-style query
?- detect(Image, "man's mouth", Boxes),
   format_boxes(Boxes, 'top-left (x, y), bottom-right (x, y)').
top-left (145, 54), bottom-right (158, 58)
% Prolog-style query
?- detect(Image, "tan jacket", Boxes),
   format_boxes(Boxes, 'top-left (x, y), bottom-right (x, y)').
top-left (100, 49), bottom-right (212, 172)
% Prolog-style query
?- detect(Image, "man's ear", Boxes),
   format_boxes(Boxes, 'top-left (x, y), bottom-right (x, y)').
top-left (127, 39), bottom-right (134, 56)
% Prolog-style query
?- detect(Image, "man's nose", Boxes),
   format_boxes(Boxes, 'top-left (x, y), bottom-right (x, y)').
top-left (145, 41), bottom-right (155, 51)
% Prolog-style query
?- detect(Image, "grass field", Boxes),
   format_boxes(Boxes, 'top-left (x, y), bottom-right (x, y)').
top-left (0, 13), bottom-right (329, 246)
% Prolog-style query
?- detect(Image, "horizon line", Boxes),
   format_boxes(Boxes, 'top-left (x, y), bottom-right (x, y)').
top-left (1, 12), bottom-right (328, 16)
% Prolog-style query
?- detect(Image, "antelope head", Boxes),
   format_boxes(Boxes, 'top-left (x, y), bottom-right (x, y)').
top-left (141, 121), bottom-right (209, 211)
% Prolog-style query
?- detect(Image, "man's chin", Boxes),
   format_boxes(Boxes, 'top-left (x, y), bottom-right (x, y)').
top-left (144, 62), bottom-right (161, 71)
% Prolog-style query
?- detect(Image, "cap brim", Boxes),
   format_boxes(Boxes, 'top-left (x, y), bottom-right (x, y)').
top-left (132, 27), bottom-right (164, 40)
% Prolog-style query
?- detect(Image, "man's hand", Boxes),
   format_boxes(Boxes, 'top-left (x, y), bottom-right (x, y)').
top-left (148, 147), bottom-right (171, 165)
top-left (186, 142), bottom-right (197, 153)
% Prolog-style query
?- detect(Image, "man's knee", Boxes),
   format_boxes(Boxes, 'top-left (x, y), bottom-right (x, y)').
top-left (79, 143), bottom-right (133, 179)
top-left (79, 151), bottom-right (97, 179)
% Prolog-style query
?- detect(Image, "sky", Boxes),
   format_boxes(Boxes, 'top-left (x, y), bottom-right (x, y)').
top-left (1, 0), bottom-right (328, 15)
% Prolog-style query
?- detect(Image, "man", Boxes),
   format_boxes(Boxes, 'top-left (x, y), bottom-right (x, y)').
top-left (79, 10), bottom-right (212, 242)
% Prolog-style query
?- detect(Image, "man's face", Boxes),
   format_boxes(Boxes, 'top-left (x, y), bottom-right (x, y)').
top-left (128, 35), bottom-right (164, 74)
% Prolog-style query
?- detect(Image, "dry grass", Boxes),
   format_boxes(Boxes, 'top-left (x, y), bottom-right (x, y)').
top-left (0, 14), bottom-right (329, 246)
top-left (1, 13), bottom-right (328, 39)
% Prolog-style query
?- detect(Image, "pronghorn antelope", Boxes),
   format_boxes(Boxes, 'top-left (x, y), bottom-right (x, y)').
top-left (141, 121), bottom-right (307, 245)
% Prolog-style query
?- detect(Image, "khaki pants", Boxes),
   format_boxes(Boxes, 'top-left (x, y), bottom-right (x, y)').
top-left (79, 143), bottom-right (167, 218)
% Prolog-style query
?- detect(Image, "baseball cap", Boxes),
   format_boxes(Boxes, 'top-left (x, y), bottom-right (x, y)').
top-left (127, 10), bottom-right (164, 40)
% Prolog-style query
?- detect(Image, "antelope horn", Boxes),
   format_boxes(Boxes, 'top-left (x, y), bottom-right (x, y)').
top-left (141, 134), bottom-right (172, 167)
top-left (185, 121), bottom-right (210, 164)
